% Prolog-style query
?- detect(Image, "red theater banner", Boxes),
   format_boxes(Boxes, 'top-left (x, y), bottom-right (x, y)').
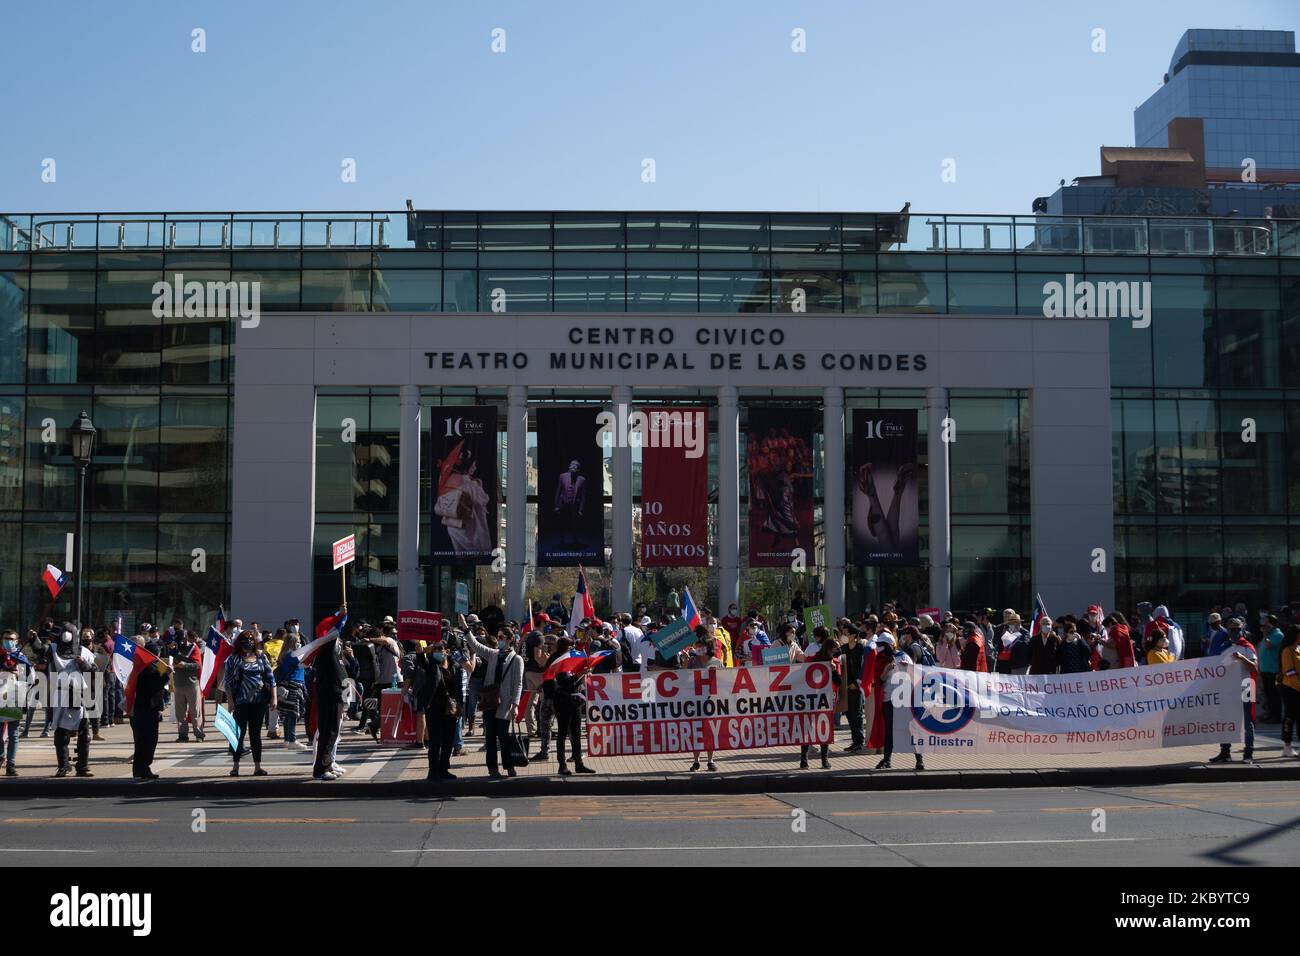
top-left (640, 406), bottom-right (708, 567)
top-left (746, 408), bottom-right (817, 567)
top-left (584, 662), bottom-right (835, 756)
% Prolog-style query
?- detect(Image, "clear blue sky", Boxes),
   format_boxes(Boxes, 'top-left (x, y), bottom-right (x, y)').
top-left (2, 0), bottom-right (1295, 213)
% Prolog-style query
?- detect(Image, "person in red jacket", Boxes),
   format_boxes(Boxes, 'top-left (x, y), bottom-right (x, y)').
top-left (959, 620), bottom-right (988, 672)
top-left (1103, 613), bottom-right (1137, 668)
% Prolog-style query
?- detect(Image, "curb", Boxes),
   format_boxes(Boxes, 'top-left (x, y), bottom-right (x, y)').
top-left (2, 763), bottom-right (1298, 800)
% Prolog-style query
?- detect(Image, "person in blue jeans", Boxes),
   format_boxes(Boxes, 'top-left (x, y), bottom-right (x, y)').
top-left (1210, 629), bottom-right (1258, 763)
top-left (463, 623), bottom-right (523, 779)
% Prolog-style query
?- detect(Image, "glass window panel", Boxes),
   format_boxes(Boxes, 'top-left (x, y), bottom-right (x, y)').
top-left (626, 215), bottom-right (697, 251)
top-left (155, 521), bottom-right (227, 629)
top-left (878, 271), bottom-right (944, 313)
top-left (699, 215), bottom-right (768, 254)
top-left (1219, 400), bottom-right (1285, 516)
top-left (443, 269), bottom-right (477, 312)
top-left (478, 214), bottom-right (551, 252)
top-left (301, 270), bottom-right (371, 311)
top-left (1179, 399), bottom-right (1221, 515)
top-left (950, 524), bottom-right (1026, 613)
top-left (553, 271), bottom-right (625, 311)
top-left (627, 272), bottom-right (697, 312)
top-left (770, 271), bottom-right (842, 313)
top-left (1151, 274), bottom-right (1214, 387)
top-left (315, 394), bottom-right (370, 514)
top-left (1216, 275), bottom-right (1280, 387)
top-left (28, 271), bottom-right (95, 384)
top-left (19, 522), bottom-right (77, 625)
top-left (231, 270), bottom-right (300, 311)
top-left (770, 215), bottom-right (840, 254)
top-left (372, 269), bottom-right (441, 311)
top-left (23, 394), bottom-right (87, 511)
top-left (159, 394), bottom-right (228, 514)
top-left (1282, 277), bottom-right (1300, 388)
top-left (0, 521), bottom-right (17, 625)
top-left (90, 394), bottom-right (160, 513)
top-left (946, 272), bottom-right (1015, 314)
top-left (0, 396), bottom-right (19, 512)
top-left (844, 272), bottom-right (876, 313)
top-left (86, 519), bottom-right (158, 632)
top-left (698, 272), bottom-right (769, 312)
top-left (1016, 272), bottom-right (1063, 316)
top-left (554, 214), bottom-right (624, 251)
top-left (1223, 525), bottom-right (1286, 613)
top-left (842, 215), bottom-right (881, 254)
top-left (949, 397), bottom-right (1024, 514)
top-left (477, 270), bottom-right (552, 312)
top-left (0, 271), bottom-right (26, 383)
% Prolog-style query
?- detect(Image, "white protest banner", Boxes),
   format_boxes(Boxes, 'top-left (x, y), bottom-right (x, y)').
top-left (891, 656), bottom-right (1247, 754)
top-left (584, 662), bottom-right (835, 757)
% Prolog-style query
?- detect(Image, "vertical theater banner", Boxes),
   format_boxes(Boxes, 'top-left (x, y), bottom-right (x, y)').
top-left (429, 406), bottom-right (499, 564)
top-left (851, 408), bottom-right (919, 566)
top-left (537, 407), bottom-right (605, 566)
top-left (747, 408), bottom-right (817, 567)
top-left (640, 406), bottom-right (709, 567)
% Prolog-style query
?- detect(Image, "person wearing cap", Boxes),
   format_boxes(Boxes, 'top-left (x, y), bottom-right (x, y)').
top-left (1202, 612), bottom-right (1227, 657)
top-left (618, 613), bottom-right (653, 672)
top-left (51, 629), bottom-right (96, 778)
top-left (521, 626), bottom-right (548, 742)
top-left (1208, 615), bottom-right (1237, 658)
top-left (1209, 624), bottom-right (1259, 764)
top-left (995, 612), bottom-right (1031, 675)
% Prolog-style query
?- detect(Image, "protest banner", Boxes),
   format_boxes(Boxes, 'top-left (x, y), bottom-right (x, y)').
top-left (761, 645), bottom-right (790, 665)
top-left (891, 657), bottom-right (1247, 754)
top-left (650, 617), bottom-right (695, 662)
top-left (585, 662), bottom-right (835, 756)
top-left (213, 706), bottom-right (239, 751)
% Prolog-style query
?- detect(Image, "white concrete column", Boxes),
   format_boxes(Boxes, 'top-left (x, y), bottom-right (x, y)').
top-left (822, 386), bottom-right (845, 617)
top-left (506, 385), bottom-right (528, 620)
top-left (611, 385), bottom-right (633, 612)
top-left (926, 386), bottom-right (951, 613)
top-left (397, 385), bottom-right (421, 612)
top-left (718, 386), bottom-right (740, 613)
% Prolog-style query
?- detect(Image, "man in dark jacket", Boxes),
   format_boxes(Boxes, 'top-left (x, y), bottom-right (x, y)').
top-left (313, 614), bottom-right (349, 781)
top-left (1027, 619), bottom-right (1061, 675)
top-left (840, 627), bottom-right (868, 753)
top-left (130, 659), bottom-right (170, 779)
top-left (1056, 622), bottom-right (1094, 673)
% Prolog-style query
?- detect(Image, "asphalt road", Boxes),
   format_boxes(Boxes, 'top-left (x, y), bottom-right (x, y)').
top-left (1, 781), bottom-right (1296, 866)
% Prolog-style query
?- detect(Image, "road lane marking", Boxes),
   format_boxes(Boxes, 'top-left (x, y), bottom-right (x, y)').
top-left (832, 809), bottom-right (996, 817)
top-left (392, 837), bottom-right (1152, 854)
top-left (3, 817), bottom-right (161, 824)
top-left (0, 848), bottom-right (97, 853)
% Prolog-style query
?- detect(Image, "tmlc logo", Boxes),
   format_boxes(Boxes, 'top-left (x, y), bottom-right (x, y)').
top-left (860, 418), bottom-right (908, 440)
top-left (50, 886), bottom-right (152, 936)
top-left (152, 272), bottom-right (261, 328)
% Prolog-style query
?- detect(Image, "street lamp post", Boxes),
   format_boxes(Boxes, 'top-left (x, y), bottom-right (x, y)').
top-left (69, 411), bottom-right (96, 629)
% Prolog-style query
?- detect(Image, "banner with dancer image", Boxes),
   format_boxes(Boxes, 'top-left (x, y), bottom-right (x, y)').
top-left (746, 408), bottom-right (817, 568)
top-left (537, 407), bottom-right (606, 566)
top-left (429, 406), bottom-right (498, 564)
top-left (851, 408), bottom-right (919, 566)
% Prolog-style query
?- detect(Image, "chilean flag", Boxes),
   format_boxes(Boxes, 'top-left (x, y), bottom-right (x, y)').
top-left (200, 607), bottom-right (232, 697)
top-left (541, 648), bottom-right (617, 684)
top-left (42, 564), bottom-right (68, 599)
top-left (295, 608), bottom-right (348, 666)
top-left (681, 586), bottom-right (702, 630)
top-left (113, 634), bottom-right (166, 715)
top-left (1029, 593), bottom-right (1049, 638)
top-left (568, 567), bottom-right (595, 637)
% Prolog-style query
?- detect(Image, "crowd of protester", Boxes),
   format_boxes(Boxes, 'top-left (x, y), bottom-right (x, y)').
top-left (1, 596), bottom-right (1297, 781)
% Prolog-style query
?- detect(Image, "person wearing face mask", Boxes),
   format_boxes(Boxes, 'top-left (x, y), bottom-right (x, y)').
top-left (50, 628), bottom-right (96, 778)
top-left (221, 630), bottom-right (276, 777)
top-left (274, 632), bottom-right (309, 749)
top-left (417, 641), bottom-right (463, 781)
top-left (0, 630), bottom-right (29, 776)
top-left (720, 604), bottom-right (742, 648)
top-left (461, 618), bottom-right (524, 779)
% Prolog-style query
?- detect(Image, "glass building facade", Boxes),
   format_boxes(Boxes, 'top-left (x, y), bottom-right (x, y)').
top-left (1135, 29), bottom-right (1300, 177)
top-left (2, 210), bottom-right (1299, 633)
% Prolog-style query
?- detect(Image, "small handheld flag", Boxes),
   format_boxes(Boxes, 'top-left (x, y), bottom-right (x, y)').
top-left (681, 586), bottom-right (702, 630)
top-left (568, 567), bottom-right (595, 637)
top-left (1029, 593), bottom-right (1049, 638)
top-left (201, 607), bottom-right (234, 697)
top-left (42, 564), bottom-right (68, 599)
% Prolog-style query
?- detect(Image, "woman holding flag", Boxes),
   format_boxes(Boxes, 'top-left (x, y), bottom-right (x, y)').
top-left (545, 636), bottom-right (596, 776)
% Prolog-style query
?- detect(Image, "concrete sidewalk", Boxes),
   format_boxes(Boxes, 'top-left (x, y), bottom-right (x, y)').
top-left (2, 706), bottom-right (1296, 798)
